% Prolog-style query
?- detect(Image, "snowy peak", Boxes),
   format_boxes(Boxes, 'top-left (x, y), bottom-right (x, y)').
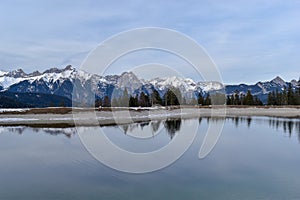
top-left (150, 76), bottom-right (197, 91)
top-left (291, 79), bottom-right (299, 87)
top-left (42, 65), bottom-right (75, 75)
top-left (198, 81), bottom-right (224, 92)
top-left (0, 65), bottom-right (78, 90)
top-left (271, 76), bottom-right (286, 86)
top-left (0, 66), bottom-right (298, 106)
top-left (0, 70), bottom-right (8, 77)
top-left (43, 68), bottom-right (63, 74)
top-left (28, 71), bottom-right (42, 77)
top-left (64, 65), bottom-right (74, 71)
top-left (7, 69), bottom-right (27, 78)
top-left (117, 71), bottom-right (143, 92)
top-left (119, 71), bottom-right (139, 81)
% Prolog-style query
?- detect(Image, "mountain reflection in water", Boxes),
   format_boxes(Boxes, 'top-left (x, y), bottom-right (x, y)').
top-left (0, 117), bottom-right (299, 141)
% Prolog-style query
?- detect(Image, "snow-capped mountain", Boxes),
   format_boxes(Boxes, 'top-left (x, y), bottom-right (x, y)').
top-left (149, 76), bottom-right (197, 99)
top-left (0, 66), bottom-right (299, 107)
top-left (225, 76), bottom-right (299, 102)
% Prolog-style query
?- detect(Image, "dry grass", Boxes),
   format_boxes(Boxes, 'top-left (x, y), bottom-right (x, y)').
top-left (1, 105), bottom-right (300, 115)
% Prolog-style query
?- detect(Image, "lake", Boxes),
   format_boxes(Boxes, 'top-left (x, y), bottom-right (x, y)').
top-left (0, 116), bottom-right (300, 199)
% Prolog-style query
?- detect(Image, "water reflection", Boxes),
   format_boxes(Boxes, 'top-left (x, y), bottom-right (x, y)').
top-left (228, 117), bottom-right (297, 137)
top-left (1, 116), bottom-right (300, 199)
top-left (118, 119), bottom-right (181, 139)
top-left (1, 117), bottom-right (299, 142)
top-left (197, 116), bottom-right (300, 143)
top-left (164, 119), bottom-right (182, 139)
top-left (120, 121), bottom-right (159, 135)
top-left (151, 120), bottom-right (161, 133)
top-left (0, 119), bottom-right (183, 140)
top-left (0, 126), bottom-right (76, 138)
top-left (268, 118), bottom-right (300, 139)
top-left (228, 117), bottom-right (252, 128)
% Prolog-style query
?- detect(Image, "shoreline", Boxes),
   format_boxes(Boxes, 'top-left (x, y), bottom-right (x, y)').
top-left (0, 106), bottom-right (299, 127)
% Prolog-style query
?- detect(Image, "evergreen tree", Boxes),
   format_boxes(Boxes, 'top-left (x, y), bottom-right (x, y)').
top-left (234, 91), bottom-right (240, 105)
top-left (240, 93), bottom-right (246, 105)
top-left (211, 92), bottom-right (226, 105)
top-left (203, 93), bottom-right (211, 105)
top-left (129, 95), bottom-right (138, 107)
top-left (190, 97), bottom-right (198, 105)
top-left (139, 92), bottom-right (150, 107)
top-left (182, 97), bottom-right (187, 105)
top-left (297, 78), bottom-right (300, 105)
top-left (282, 87), bottom-right (288, 105)
top-left (287, 83), bottom-right (297, 105)
top-left (151, 88), bottom-right (162, 105)
top-left (253, 96), bottom-right (263, 105)
top-left (163, 87), bottom-right (181, 106)
top-left (267, 91), bottom-right (275, 105)
top-left (173, 87), bottom-right (182, 105)
top-left (275, 90), bottom-right (281, 105)
top-left (120, 88), bottom-right (129, 107)
top-left (226, 95), bottom-right (232, 105)
top-left (244, 90), bottom-right (254, 105)
top-left (95, 98), bottom-right (102, 107)
top-left (59, 100), bottom-right (65, 107)
top-left (111, 98), bottom-right (119, 107)
top-left (103, 96), bottom-right (111, 107)
top-left (198, 93), bottom-right (204, 105)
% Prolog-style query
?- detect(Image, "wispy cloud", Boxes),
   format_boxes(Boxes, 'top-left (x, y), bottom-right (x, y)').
top-left (0, 0), bottom-right (299, 83)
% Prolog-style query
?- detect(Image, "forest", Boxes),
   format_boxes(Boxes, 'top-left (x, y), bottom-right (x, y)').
top-left (95, 82), bottom-right (300, 107)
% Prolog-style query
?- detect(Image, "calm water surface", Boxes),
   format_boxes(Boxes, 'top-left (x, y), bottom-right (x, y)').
top-left (0, 117), bottom-right (300, 200)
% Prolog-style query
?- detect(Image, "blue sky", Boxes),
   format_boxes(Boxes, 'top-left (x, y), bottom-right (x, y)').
top-left (0, 0), bottom-right (299, 84)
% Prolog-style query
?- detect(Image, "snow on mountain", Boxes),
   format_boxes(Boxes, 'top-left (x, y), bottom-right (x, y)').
top-left (117, 72), bottom-right (143, 92)
top-left (254, 76), bottom-right (289, 94)
top-left (28, 71), bottom-right (42, 77)
top-left (33, 66), bottom-right (77, 84)
top-left (270, 76), bottom-right (286, 87)
top-left (0, 66), bottom-right (298, 106)
top-left (256, 82), bottom-right (268, 94)
top-left (0, 68), bottom-right (34, 89)
top-left (0, 66), bottom-right (98, 91)
top-left (291, 79), bottom-right (299, 87)
top-left (150, 76), bottom-right (197, 91)
top-left (0, 70), bottom-right (8, 77)
top-left (0, 66), bottom-right (225, 97)
top-left (0, 76), bottom-right (26, 89)
top-left (198, 81), bottom-right (224, 92)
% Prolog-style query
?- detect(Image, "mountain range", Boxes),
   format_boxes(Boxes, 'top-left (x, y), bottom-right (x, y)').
top-left (0, 65), bottom-right (299, 108)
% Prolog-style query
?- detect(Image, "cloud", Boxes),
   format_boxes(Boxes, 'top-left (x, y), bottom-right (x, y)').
top-left (0, 0), bottom-right (299, 83)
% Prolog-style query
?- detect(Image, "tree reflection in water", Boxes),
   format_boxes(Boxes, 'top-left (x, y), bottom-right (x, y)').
top-left (268, 118), bottom-right (300, 140)
top-left (118, 120), bottom-right (182, 139)
top-left (164, 119), bottom-right (182, 139)
top-left (150, 121), bottom-right (161, 133)
top-left (1, 117), bottom-right (299, 142)
top-left (0, 126), bottom-right (75, 138)
top-left (200, 116), bottom-right (300, 143)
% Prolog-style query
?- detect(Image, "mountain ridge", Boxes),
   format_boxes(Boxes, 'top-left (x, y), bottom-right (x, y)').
top-left (0, 66), bottom-right (299, 107)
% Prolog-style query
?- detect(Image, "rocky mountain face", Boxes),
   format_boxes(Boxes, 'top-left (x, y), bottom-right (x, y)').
top-left (225, 76), bottom-right (299, 102)
top-left (0, 66), bottom-right (299, 107)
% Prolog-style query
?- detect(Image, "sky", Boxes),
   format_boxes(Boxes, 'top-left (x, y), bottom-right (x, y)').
top-left (0, 0), bottom-right (299, 84)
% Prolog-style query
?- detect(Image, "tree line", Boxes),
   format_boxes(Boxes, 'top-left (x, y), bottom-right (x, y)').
top-left (95, 87), bottom-right (224, 107)
top-left (226, 90), bottom-right (263, 106)
top-left (95, 82), bottom-right (300, 107)
top-left (267, 83), bottom-right (300, 105)
top-left (95, 87), bottom-right (183, 107)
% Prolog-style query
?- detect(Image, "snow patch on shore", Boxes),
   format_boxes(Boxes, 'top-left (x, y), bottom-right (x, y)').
top-left (0, 108), bottom-right (30, 113)
top-left (0, 118), bottom-right (38, 122)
